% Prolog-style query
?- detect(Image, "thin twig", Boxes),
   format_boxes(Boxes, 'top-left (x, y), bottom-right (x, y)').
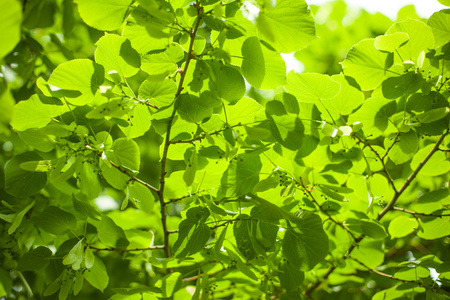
top-left (299, 179), bottom-right (358, 242)
top-left (90, 245), bottom-right (165, 252)
top-left (393, 207), bottom-right (450, 217)
top-left (355, 135), bottom-right (397, 193)
top-left (108, 159), bottom-right (159, 192)
top-left (351, 257), bottom-right (424, 286)
top-left (381, 132), bottom-right (400, 161)
top-left (158, 3), bottom-right (203, 260)
top-left (306, 130), bottom-right (449, 297)
top-left (377, 129), bottom-right (449, 221)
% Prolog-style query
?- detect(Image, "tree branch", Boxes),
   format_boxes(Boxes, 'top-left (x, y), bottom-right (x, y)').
top-left (299, 179), bottom-right (358, 242)
top-left (158, 3), bottom-right (203, 259)
top-left (351, 257), bottom-right (424, 286)
top-left (90, 245), bottom-right (165, 252)
top-left (393, 206), bottom-right (450, 217)
top-left (355, 135), bottom-right (397, 193)
top-left (108, 159), bottom-right (159, 192)
top-left (377, 129), bottom-right (449, 221)
top-left (306, 130), bottom-right (449, 297)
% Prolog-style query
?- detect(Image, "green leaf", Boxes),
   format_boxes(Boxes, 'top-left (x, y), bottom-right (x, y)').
top-left (5, 152), bottom-right (48, 198)
top-left (278, 261), bottom-right (305, 292)
top-left (225, 247), bottom-right (258, 281)
top-left (341, 39), bottom-right (397, 90)
top-left (282, 210), bottom-right (329, 271)
top-left (85, 247), bottom-right (95, 269)
top-left (79, 162), bottom-right (102, 199)
top-left (84, 257), bottom-right (109, 292)
top-left (347, 96), bottom-right (397, 139)
top-left (63, 238), bottom-right (84, 270)
top-left (414, 189), bottom-right (450, 214)
top-left (255, 0), bottom-right (316, 53)
top-left (386, 19), bottom-right (435, 62)
top-left (73, 195), bottom-right (101, 220)
top-left (101, 164), bottom-right (129, 190)
top-left (374, 32), bottom-right (409, 52)
top-left (31, 206), bottom-right (77, 235)
top-left (106, 138), bottom-right (140, 172)
top-left (141, 43), bottom-right (184, 80)
top-left (124, 22), bottom-right (170, 54)
top-left (176, 93), bottom-right (213, 124)
top-left (359, 220), bottom-right (388, 239)
top-left (155, 272), bottom-right (182, 298)
top-left (0, 0), bottom-right (22, 58)
top-left (418, 216), bottom-right (450, 240)
top-left (428, 10), bottom-right (450, 47)
top-left (118, 105), bottom-right (152, 139)
top-left (218, 154), bottom-right (262, 198)
top-left (183, 147), bottom-right (198, 186)
top-left (0, 267), bottom-right (12, 297)
top-left (215, 224), bottom-right (228, 258)
top-left (95, 34), bottom-right (140, 78)
top-left (18, 128), bottom-right (55, 152)
top-left (225, 97), bottom-right (263, 125)
top-left (137, 0), bottom-right (175, 25)
top-left (17, 246), bottom-right (52, 271)
top-left (47, 59), bottom-right (105, 106)
top-left (11, 95), bottom-right (66, 131)
top-left (410, 144), bottom-right (450, 176)
top-left (173, 207), bottom-right (211, 258)
top-left (139, 79), bottom-right (177, 108)
top-left (381, 72), bottom-right (423, 99)
top-left (77, 0), bottom-right (132, 31)
top-left (207, 61), bottom-right (246, 103)
top-left (352, 240), bottom-right (384, 269)
top-left (233, 216), bottom-right (257, 261)
top-left (412, 107), bottom-right (450, 124)
top-left (284, 73), bottom-right (341, 104)
top-left (268, 112), bottom-right (304, 150)
top-left (326, 74), bottom-right (364, 117)
top-left (97, 215), bottom-right (130, 248)
top-left (386, 130), bottom-right (419, 164)
top-left (128, 183), bottom-right (155, 214)
top-left (73, 271), bottom-right (84, 296)
top-left (388, 215), bottom-right (418, 238)
top-left (8, 201), bottom-right (35, 235)
top-left (241, 37), bottom-right (286, 90)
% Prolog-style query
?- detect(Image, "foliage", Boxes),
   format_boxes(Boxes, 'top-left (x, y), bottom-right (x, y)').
top-left (1, 0), bottom-right (450, 299)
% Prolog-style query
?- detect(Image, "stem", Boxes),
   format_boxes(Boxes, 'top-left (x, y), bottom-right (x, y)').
top-left (108, 159), bottom-right (159, 192)
top-left (355, 135), bottom-right (397, 193)
top-left (90, 245), bottom-right (165, 252)
top-left (393, 207), bottom-right (450, 217)
top-left (158, 3), bottom-right (203, 260)
top-left (377, 129), bottom-right (449, 221)
top-left (299, 179), bottom-right (357, 242)
top-left (351, 257), bottom-right (424, 286)
top-left (306, 130), bottom-right (449, 297)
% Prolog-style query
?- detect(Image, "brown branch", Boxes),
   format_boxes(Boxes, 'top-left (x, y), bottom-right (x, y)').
top-left (90, 245), bottom-right (165, 252)
top-left (377, 129), bottom-right (449, 221)
top-left (355, 135), bottom-right (397, 193)
top-left (158, 4), bottom-right (203, 260)
top-left (299, 180), bottom-right (358, 242)
top-left (108, 159), bottom-right (159, 192)
top-left (351, 257), bottom-right (424, 286)
top-left (168, 122), bottom-right (247, 145)
top-left (305, 236), bottom-right (364, 298)
top-left (393, 207), bottom-right (450, 217)
top-left (381, 132), bottom-right (400, 161)
top-left (306, 130), bottom-right (449, 297)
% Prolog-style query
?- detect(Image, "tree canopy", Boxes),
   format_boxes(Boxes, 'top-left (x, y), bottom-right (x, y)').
top-left (1, 0), bottom-right (450, 299)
